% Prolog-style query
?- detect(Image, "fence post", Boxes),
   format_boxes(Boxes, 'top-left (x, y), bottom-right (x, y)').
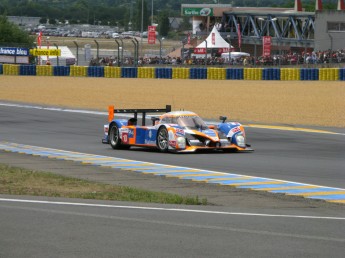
top-left (73, 41), bottom-right (79, 66)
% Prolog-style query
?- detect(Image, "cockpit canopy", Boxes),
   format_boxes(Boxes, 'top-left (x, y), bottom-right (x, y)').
top-left (160, 112), bottom-right (209, 130)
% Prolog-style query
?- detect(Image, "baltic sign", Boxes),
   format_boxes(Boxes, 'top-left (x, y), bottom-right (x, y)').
top-left (263, 36), bottom-right (272, 56)
top-left (148, 26), bottom-right (156, 44)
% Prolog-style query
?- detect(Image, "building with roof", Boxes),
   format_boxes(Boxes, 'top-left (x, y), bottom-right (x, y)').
top-left (181, 1), bottom-right (345, 56)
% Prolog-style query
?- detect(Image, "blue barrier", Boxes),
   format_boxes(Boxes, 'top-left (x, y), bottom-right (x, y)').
top-left (339, 68), bottom-right (345, 81)
top-left (300, 68), bottom-right (319, 80)
top-left (19, 65), bottom-right (36, 76)
top-left (121, 67), bottom-right (137, 78)
top-left (155, 68), bottom-right (172, 79)
top-left (87, 66), bottom-right (104, 77)
top-left (53, 66), bottom-right (70, 76)
top-left (263, 68), bottom-right (280, 80)
top-left (190, 68), bottom-right (207, 79)
top-left (0, 64), bottom-right (2, 75)
top-left (226, 68), bottom-right (243, 80)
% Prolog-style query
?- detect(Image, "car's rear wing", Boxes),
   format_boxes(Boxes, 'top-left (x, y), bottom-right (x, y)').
top-left (108, 105), bottom-right (172, 126)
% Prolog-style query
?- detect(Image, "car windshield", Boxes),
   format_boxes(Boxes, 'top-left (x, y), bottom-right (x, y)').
top-left (174, 116), bottom-right (208, 130)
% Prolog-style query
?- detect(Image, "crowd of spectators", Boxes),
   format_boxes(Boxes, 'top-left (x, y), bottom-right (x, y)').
top-left (89, 48), bottom-right (345, 67)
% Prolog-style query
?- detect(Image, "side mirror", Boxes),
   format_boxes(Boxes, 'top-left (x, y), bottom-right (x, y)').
top-left (219, 116), bottom-right (227, 123)
top-left (151, 117), bottom-right (160, 125)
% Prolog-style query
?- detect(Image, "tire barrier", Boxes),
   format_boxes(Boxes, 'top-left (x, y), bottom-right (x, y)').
top-left (207, 68), bottom-right (226, 80)
top-left (244, 68), bottom-right (262, 80)
top-left (53, 66), bottom-right (70, 76)
top-left (36, 65), bottom-right (53, 76)
top-left (300, 68), bottom-right (319, 80)
top-left (121, 67), bottom-right (137, 78)
top-left (3, 64), bottom-right (19, 75)
top-left (172, 67), bottom-right (189, 79)
top-left (155, 68), bottom-right (172, 79)
top-left (70, 66), bottom-right (87, 77)
top-left (280, 68), bottom-right (300, 80)
top-left (190, 68), bottom-right (207, 79)
top-left (226, 68), bottom-right (244, 80)
top-left (1, 65), bottom-right (344, 81)
top-left (138, 67), bottom-right (155, 79)
top-left (87, 66), bottom-right (104, 77)
top-left (104, 67), bottom-right (121, 78)
top-left (340, 68), bottom-right (345, 81)
top-left (319, 68), bottom-right (339, 81)
top-left (262, 68), bottom-right (280, 80)
top-left (19, 65), bottom-right (36, 76)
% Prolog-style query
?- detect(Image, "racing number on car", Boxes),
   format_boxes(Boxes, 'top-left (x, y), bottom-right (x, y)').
top-left (122, 132), bottom-right (129, 144)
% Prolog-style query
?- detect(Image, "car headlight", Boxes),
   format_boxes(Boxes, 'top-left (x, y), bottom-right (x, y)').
top-left (177, 137), bottom-right (186, 149)
top-left (235, 134), bottom-right (246, 148)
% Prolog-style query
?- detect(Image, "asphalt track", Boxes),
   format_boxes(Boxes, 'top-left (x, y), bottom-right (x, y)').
top-left (0, 103), bottom-right (344, 190)
top-left (1, 103), bottom-right (345, 257)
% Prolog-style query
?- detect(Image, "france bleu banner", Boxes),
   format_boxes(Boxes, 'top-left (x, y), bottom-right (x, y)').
top-left (0, 47), bottom-right (29, 56)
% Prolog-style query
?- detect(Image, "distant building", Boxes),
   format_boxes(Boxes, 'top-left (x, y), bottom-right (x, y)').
top-left (7, 16), bottom-right (41, 26)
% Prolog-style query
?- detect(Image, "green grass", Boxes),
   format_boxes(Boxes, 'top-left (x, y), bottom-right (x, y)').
top-left (0, 164), bottom-right (207, 205)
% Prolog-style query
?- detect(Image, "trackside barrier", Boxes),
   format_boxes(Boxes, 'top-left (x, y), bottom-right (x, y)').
top-left (53, 66), bottom-right (70, 76)
top-left (36, 65), bottom-right (53, 76)
top-left (104, 67), bottom-right (121, 78)
top-left (70, 66), bottom-right (87, 77)
top-left (138, 67), bottom-right (155, 78)
top-left (244, 68), bottom-right (262, 80)
top-left (87, 66), bottom-right (104, 77)
top-left (280, 68), bottom-right (300, 80)
top-left (226, 68), bottom-right (243, 80)
top-left (300, 68), bottom-right (318, 80)
top-left (172, 67), bottom-right (190, 79)
top-left (121, 67), bottom-right (137, 78)
top-left (190, 68), bottom-right (207, 79)
top-left (19, 65), bottom-right (36, 76)
top-left (340, 68), bottom-right (345, 81)
top-left (263, 68), bottom-right (280, 80)
top-left (3, 64), bottom-right (19, 75)
top-left (0, 64), bottom-right (3, 75)
top-left (319, 68), bottom-right (339, 81)
top-left (155, 68), bottom-right (172, 79)
top-left (207, 68), bottom-right (226, 80)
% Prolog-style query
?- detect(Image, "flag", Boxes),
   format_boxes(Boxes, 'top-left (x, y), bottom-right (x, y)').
top-left (237, 24), bottom-right (241, 49)
top-left (37, 31), bottom-right (42, 47)
top-left (187, 32), bottom-right (191, 44)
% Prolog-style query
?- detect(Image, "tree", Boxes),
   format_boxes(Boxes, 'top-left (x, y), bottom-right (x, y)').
top-left (158, 11), bottom-right (169, 37)
top-left (134, 0), bottom-right (149, 31)
top-left (0, 16), bottom-right (34, 47)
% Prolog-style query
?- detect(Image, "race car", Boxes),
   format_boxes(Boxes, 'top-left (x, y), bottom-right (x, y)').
top-left (102, 105), bottom-right (253, 153)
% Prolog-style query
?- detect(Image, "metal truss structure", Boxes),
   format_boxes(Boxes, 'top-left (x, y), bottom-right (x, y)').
top-left (220, 11), bottom-right (316, 48)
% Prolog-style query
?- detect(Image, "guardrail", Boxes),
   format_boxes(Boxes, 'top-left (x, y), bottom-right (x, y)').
top-left (1, 64), bottom-right (344, 81)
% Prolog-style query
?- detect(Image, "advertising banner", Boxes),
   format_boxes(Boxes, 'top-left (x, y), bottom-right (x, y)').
top-left (182, 7), bottom-right (213, 16)
top-left (148, 26), bottom-right (156, 44)
top-left (0, 47), bottom-right (29, 56)
top-left (237, 24), bottom-right (242, 49)
top-left (194, 48), bottom-right (206, 54)
top-left (30, 49), bottom-right (61, 56)
top-left (212, 33), bottom-right (215, 45)
top-left (263, 36), bottom-right (272, 56)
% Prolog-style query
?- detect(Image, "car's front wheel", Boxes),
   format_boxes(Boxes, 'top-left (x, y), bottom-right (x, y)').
top-left (157, 127), bottom-right (169, 152)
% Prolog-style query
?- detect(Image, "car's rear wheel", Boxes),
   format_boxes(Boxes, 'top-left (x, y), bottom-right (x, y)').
top-left (157, 127), bottom-right (169, 152)
top-left (109, 124), bottom-right (122, 149)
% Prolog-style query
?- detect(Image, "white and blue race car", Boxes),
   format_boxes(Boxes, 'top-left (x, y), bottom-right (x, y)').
top-left (102, 105), bottom-right (253, 153)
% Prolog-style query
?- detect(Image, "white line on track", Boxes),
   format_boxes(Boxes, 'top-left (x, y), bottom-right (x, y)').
top-left (1, 102), bottom-right (344, 135)
top-left (1, 198), bottom-right (345, 220)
